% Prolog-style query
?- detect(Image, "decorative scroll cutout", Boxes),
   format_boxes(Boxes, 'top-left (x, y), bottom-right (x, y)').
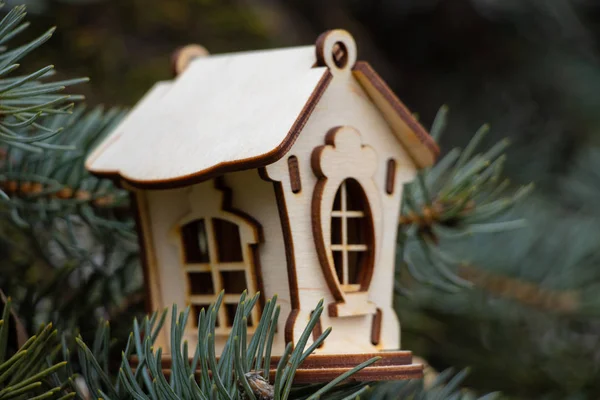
top-left (311, 126), bottom-right (381, 309)
top-left (173, 180), bottom-right (262, 333)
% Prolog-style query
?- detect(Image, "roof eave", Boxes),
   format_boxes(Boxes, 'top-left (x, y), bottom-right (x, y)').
top-left (86, 70), bottom-right (334, 191)
top-left (352, 61), bottom-right (439, 169)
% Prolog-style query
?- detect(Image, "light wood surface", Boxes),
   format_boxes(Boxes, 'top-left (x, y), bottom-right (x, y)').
top-left (263, 30), bottom-right (419, 355)
top-left (85, 45), bottom-right (328, 186)
top-left (88, 29), bottom-right (435, 381)
top-left (85, 30), bottom-right (436, 189)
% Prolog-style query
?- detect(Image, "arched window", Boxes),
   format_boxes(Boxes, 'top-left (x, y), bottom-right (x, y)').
top-left (330, 178), bottom-right (374, 293)
top-left (176, 182), bottom-right (261, 333)
top-left (311, 126), bottom-right (382, 307)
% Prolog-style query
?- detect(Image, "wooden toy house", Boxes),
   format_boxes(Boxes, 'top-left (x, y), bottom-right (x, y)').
top-left (85, 30), bottom-right (438, 381)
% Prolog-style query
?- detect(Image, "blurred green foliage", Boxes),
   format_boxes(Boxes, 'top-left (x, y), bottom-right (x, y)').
top-left (20, 0), bottom-right (274, 106)
top-left (4, 0), bottom-right (600, 399)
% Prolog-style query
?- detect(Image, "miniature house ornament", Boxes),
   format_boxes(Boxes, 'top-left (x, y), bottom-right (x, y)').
top-left (85, 30), bottom-right (439, 382)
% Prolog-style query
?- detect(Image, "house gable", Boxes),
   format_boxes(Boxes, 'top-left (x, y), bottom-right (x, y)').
top-left (85, 31), bottom-right (437, 190)
top-left (261, 31), bottom-right (422, 354)
top-left (85, 46), bottom-right (331, 189)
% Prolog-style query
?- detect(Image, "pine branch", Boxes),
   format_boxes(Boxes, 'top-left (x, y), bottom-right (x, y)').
top-left (0, 3), bottom-right (88, 151)
top-left (458, 264), bottom-right (580, 314)
top-left (0, 104), bottom-right (140, 335)
top-left (0, 296), bottom-right (73, 400)
top-left (368, 367), bottom-right (500, 399)
top-left (74, 292), bottom-right (377, 400)
top-left (398, 106), bottom-right (533, 292)
top-left (0, 104), bottom-right (131, 229)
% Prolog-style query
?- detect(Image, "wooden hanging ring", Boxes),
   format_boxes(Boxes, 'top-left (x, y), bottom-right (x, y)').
top-left (171, 44), bottom-right (209, 77)
top-left (315, 30), bottom-right (357, 74)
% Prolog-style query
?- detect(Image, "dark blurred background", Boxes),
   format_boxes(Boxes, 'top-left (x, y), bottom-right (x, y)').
top-left (15, 0), bottom-right (600, 191)
top-left (8, 0), bottom-right (600, 398)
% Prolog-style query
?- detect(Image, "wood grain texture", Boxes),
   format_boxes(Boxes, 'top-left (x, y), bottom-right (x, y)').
top-left (129, 188), bottom-right (168, 351)
top-left (223, 169), bottom-right (290, 352)
top-left (263, 34), bottom-right (419, 355)
top-left (141, 170), bottom-right (290, 356)
top-left (86, 46), bottom-right (331, 189)
top-left (173, 179), bottom-right (263, 335)
top-left (89, 30), bottom-right (435, 376)
top-left (311, 126), bottom-right (379, 311)
top-left (86, 30), bottom-right (436, 189)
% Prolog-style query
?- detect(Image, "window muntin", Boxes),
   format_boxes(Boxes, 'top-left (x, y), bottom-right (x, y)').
top-left (180, 217), bottom-right (255, 330)
top-left (329, 178), bottom-right (374, 293)
top-left (181, 219), bottom-right (209, 263)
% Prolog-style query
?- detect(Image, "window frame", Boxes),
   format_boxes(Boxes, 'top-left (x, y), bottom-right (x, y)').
top-left (173, 181), bottom-right (262, 335)
top-left (311, 126), bottom-right (382, 315)
top-left (330, 178), bottom-right (375, 293)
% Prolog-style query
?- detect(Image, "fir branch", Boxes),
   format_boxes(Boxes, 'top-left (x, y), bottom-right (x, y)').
top-left (74, 293), bottom-right (376, 400)
top-left (0, 297), bottom-right (73, 399)
top-left (398, 106), bottom-right (533, 292)
top-left (458, 264), bottom-right (580, 313)
top-left (0, 104), bottom-right (138, 336)
top-left (368, 367), bottom-right (500, 399)
top-left (0, 4), bottom-right (88, 148)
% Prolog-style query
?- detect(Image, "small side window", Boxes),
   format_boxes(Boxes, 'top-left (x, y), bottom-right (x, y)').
top-left (385, 159), bottom-right (397, 195)
top-left (288, 155), bottom-right (302, 193)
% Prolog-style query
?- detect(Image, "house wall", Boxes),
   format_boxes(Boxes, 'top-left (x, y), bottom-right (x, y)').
top-left (264, 67), bottom-right (417, 354)
top-left (221, 170), bottom-right (290, 354)
top-left (137, 169), bottom-right (288, 356)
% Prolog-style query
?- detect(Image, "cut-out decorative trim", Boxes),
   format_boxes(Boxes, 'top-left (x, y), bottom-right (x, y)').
top-left (330, 178), bottom-right (374, 292)
top-left (258, 168), bottom-right (301, 344)
top-left (172, 179), bottom-right (263, 334)
top-left (141, 350), bottom-right (422, 383)
top-left (385, 158), bottom-right (397, 195)
top-left (311, 126), bottom-right (382, 308)
top-left (352, 61), bottom-right (438, 168)
top-left (288, 155), bottom-right (302, 193)
top-left (371, 308), bottom-right (383, 345)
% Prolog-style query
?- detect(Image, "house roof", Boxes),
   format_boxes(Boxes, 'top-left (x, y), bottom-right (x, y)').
top-left (85, 31), bottom-right (438, 189)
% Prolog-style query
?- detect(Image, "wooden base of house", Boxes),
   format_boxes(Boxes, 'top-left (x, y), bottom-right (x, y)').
top-left (132, 351), bottom-right (423, 383)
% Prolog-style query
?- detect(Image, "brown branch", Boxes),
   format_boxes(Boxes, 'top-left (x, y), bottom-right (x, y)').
top-left (399, 200), bottom-right (476, 228)
top-left (458, 264), bottom-right (580, 313)
top-left (1, 180), bottom-right (118, 207)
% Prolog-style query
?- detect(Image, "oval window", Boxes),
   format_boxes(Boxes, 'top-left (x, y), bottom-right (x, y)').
top-left (330, 178), bottom-right (375, 293)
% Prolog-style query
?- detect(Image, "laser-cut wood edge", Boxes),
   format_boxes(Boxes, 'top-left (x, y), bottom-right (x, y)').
top-left (385, 159), bottom-right (397, 195)
top-left (130, 190), bottom-right (164, 321)
top-left (310, 127), bottom-right (378, 309)
top-left (88, 33), bottom-right (437, 190)
top-left (352, 61), bottom-right (439, 168)
top-left (310, 310), bottom-right (325, 349)
top-left (172, 179), bottom-right (266, 335)
top-left (132, 351), bottom-right (422, 383)
top-left (371, 308), bottom-right (383, 345)
top-left (89, 72), bottom-right (333, 190)
top-left (287, 155), bottom-right (302, 194)
top-left (261, 170), bottom-right (301, 344)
